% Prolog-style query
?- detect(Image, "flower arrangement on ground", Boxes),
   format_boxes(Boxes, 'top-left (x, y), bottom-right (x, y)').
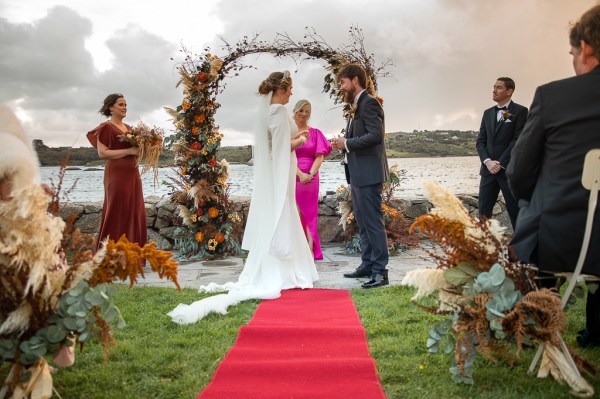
top-left (401, 181), bottom-right (594, 397)
top-left (119, 121), bottom-right (164, 187)
top-left (0, 177), bottom-right (179, 397)
top-left (336, 165), bottom-right (418, 254)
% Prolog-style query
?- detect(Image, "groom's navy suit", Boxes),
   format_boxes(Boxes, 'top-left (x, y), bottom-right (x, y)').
top-left (476, 100), bottom-right (528, 228)
top-left (344, 91), bottom-right (389, 278)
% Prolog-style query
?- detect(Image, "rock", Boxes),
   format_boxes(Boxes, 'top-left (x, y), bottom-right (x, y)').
top-left (145, 195), bottom-right (162, 205)
top-left (155, 208), bottom-right (174, 229)
top-left (318, 203), bottom-right (338, 216)
top-left (74, 213), bottom-right (101, 234)
top-left (145, 203), bottom-right (157, 217)
top-left (156, 197), bottom-right (176, 213)
top-left (59, 203), bottom-right (84, 221)
top-left (146, 216), bottom-right (156, 227)
top-left (147, 229), bottom-right (172, 250)
top-left (389, 198), bottom-right (411, 213)
top-left (159, 226), bottom-right (180, 241)
top-left (65, 167), bottom-right (81, 171)
top-left (458, 195), bottom-right (478, 208)
top-left (83, 202), bottom-right (103, 214)
top-left (322, 195), bottom-right (339, 210)
top-left (318, 215), bottom-right (343, 243)
top-left (492, 203), bottom-right (502, 215)
top-left (405, 201), bottom-right (431, 219)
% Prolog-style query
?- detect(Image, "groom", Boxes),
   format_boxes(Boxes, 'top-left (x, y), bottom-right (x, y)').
top-left (331, 64), bottom-right (390, 289)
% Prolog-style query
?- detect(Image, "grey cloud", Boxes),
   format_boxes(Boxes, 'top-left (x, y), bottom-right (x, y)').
top-left (0, 6), bottom-right (181, 146)
top-left (0, 6), bottom-right (95, 104)
top-left (1, 0), bottom-right (597, 148)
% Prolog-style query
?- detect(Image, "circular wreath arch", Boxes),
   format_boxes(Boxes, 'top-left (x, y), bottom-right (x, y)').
top-left (165, 27), bottom-right (391, 259)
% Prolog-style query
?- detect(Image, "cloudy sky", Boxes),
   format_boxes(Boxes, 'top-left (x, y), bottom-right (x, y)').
top-left (0, 0), bottom-right (597, 148)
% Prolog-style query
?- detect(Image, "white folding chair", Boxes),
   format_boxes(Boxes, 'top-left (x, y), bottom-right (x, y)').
top-left (528, 148), bottom-right (600, 376)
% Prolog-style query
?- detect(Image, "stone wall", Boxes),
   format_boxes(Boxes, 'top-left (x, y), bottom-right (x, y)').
top-left (58, 194), bottom-right (512, 251)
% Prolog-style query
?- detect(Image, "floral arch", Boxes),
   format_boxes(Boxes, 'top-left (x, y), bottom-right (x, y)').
top-left (165, 27), bottom-right (391, 258)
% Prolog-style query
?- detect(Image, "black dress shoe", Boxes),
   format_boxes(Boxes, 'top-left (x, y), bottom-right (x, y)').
top-left (361, 274), bottom-right (389, 289)
top-left (343, 269), bottom-right (371, 278)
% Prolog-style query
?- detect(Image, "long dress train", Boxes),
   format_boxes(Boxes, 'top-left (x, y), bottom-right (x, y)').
top-left (168, 96), bottom-right (318, 325)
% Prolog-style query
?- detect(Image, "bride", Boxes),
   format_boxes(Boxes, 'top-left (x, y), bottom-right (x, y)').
top-left (168, 71), bottom-right (319, 324)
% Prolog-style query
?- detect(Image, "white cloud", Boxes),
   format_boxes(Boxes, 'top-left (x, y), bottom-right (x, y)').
top-left (0, 0), bottom-right (597, 148)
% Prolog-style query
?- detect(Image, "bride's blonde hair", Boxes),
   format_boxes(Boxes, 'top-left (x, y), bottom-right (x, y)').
top-left (258, 71), bottom-right (292, 95)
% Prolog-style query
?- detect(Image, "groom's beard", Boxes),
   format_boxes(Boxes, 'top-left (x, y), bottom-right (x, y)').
top-left (343, 87), bottom-right (356, 104)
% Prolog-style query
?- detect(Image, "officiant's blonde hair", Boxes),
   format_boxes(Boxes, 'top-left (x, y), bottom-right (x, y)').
top-left (292, 100), bottom-right (311, 116)
top-left (258, 71), bottom-right (292, 95)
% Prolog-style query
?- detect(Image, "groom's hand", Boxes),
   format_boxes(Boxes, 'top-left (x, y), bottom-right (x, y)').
top-left (331, 136), bottom-right (345, 151)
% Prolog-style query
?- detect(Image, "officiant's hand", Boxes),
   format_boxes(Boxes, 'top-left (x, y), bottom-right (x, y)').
top-left (331, 135), bottom-right (345, 151)
top-left (298, 172), bottom-right (312, 184)
top-left (294, 130), bottom-right (309, 141)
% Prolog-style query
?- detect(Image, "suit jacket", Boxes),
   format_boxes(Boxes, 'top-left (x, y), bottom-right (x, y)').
top-left (344, 92), bottom-right (389, 187)
top-left (476, 101), bottom-right (528, 176)
top-left (507, 65), bottom-right (600, 275)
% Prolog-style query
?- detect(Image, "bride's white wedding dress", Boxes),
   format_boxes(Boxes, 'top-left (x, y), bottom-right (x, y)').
top-left (168, 94), bottom-right (318, 325)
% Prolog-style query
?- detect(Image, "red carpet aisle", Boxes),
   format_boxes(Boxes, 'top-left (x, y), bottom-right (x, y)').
top-left (198, 289), bottom-right (386, 398)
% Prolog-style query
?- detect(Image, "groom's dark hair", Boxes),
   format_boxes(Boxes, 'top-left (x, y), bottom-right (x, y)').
top-left (338, 64), bottom-right (367, 89)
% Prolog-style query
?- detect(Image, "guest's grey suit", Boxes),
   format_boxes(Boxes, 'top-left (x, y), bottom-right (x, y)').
top-left (507, 65), bottom-right (600, 276)
top-left (344, 91), bottom-right (389, 277)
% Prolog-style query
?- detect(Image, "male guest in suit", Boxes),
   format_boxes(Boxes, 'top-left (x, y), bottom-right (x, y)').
top-left (331, 64), bottom-right (390, 289)
top-left (507, 4), bottom-right (600, 347)
top-left (476, 77), bottom-right (528, 229)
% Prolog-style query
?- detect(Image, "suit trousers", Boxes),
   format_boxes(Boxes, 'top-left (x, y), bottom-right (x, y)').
top-left (350, 183), bottom-right (389, 277)
top-left (478, 172), bottom-right (519, 229)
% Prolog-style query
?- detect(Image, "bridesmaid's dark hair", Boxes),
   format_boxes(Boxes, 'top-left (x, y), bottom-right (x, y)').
top-left (99, 93), bottom-right (124, 117)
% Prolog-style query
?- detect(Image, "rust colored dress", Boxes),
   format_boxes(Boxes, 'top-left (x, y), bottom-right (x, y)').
top-left (87, 122), bottom-right (146, 251)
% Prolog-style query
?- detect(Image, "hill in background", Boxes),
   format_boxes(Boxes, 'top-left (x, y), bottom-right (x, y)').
top-left (32, 130), bottom-right (478, 167)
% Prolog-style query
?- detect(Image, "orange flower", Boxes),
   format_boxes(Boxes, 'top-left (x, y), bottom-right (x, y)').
top-left (195, 231), bottom-right (204, 242)
top-left (191, 142), bottom-right (202, 151)
top-left (208, 207), bottom-right (219, 218)
top-left (197, 72), bottom-right (209, 83)
top-left (214, 232), bottom-right (225, 243)
top-left (194, 114), bottom-right (206, 124)
top-left (192, 126), bottom-right (199, 135)
top-left (182, 167), bottom-right (187, 175)
top-left (182, 99), bottom-right (191, 111)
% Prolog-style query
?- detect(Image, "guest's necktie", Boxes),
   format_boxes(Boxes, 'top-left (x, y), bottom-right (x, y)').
top-left (495, 106), bottom-right (507, 111)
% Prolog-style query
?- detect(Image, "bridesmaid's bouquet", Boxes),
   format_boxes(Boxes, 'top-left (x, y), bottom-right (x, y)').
top-left (120, 121), bottom-right (164, 187)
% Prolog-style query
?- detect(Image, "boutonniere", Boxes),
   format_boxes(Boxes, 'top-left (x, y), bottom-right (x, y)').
top-left (500, 110), bottom-right (513, 123)
top-left (343, 103), bottom-right (358, 120)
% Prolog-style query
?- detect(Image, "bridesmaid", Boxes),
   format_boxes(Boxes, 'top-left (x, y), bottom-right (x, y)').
top-left (293, 99), bottom-right (332, 260)
top-left (86, 93), bottom-right (146, 251)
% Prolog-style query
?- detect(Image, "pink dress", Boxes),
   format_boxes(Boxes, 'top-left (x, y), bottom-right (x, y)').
top-left (294, 127), bottom-right (332, 260)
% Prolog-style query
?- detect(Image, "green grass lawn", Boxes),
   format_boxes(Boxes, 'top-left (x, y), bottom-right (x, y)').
top-left (11, 285), bottom-right (598, 398)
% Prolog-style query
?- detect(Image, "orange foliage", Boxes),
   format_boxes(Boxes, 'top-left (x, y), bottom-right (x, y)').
top-left (89, 235), bottom-right (180, 289)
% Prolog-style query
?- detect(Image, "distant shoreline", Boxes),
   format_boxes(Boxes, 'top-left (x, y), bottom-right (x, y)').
top-left (34, 130), bottom-right (479, 167)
